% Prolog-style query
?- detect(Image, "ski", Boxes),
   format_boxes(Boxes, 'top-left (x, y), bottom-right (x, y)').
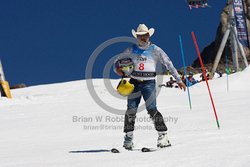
top-left (111, 146), bottom-right (170, 153)
top-left (141, 147), bottom-right (158, 152)
top-left (111, 148), bottom-right (120, 153)
top-left (110, 147), bottom-right (141, 153)
top-left (141, 145), bottom-right (171, 152)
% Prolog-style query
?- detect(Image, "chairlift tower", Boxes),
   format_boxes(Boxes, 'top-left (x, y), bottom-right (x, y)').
top-left (0, 59), bottom-right (6, 81)
top-left (211, 0), bottom-right (249, 76)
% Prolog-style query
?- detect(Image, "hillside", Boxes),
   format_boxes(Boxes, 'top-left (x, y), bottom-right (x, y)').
top-left (1, 67), bottom-right (250, 167)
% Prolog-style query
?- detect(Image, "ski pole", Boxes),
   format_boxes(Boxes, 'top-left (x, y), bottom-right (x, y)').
top-left (179, 35), bottom-right (192, 110)
top-left (191, 31), bottom-right (220, 129)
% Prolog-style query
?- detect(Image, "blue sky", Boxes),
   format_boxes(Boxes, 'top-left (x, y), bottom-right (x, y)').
top-left (0, 0), bottom-right (226, 86)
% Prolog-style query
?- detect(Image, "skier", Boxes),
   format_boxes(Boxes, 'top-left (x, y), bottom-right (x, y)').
top-left (114, 24), bottom-right (186, 150)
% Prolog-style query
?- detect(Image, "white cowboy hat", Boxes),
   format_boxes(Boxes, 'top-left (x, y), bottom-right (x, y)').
top-left (131, 24), bottom-right (155, 38)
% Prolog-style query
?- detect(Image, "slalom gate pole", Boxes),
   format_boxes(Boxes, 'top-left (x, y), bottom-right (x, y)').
top-left (179, 35), bottom-right (192, 110)
top-left (191, 32), bottom-right (220, 129)
top-left (226, 54), bottom-right (229, 92)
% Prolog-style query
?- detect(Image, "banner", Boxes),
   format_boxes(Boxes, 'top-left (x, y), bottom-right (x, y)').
top-left (233, 0), bottom-right (249, 47)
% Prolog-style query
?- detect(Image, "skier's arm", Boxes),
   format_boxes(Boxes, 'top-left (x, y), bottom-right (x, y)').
top-left (155, 46), bottom-right (182, 83)
top-left (155, 46), bottom-right (186, 91)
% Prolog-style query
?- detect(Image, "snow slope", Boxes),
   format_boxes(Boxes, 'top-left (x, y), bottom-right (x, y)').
top-left (1, 67), bottom-right (250, 167)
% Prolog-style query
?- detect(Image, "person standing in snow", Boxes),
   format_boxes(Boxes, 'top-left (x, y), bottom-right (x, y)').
top-left (114, 24), bottom-right (186, 149)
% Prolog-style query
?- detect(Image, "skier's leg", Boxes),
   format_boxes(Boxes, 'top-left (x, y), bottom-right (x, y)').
top-left (123, 84), bottom-right (141, 133)
top-left (140, 80), bottom-right (168, 132)
top-left (123, 97), bottom-right (141, 149)
top-left (123, 80), bottom-right (141, 149)
top-left (141, 80), bottom-right (170, 147)
top-left (148, 109), bottom-right (171, 147)
top-left (124, 110), bottom-right (137, 133)
top-left (141, 80), bottom-right (157, 112)
top-left (123, 110), bottom-right (137, 149)
top-left (148, 109), bottom-right (168, 132)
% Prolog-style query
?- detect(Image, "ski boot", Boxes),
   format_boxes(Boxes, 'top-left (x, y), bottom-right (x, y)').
top-left (157, 131), bottom-right (171, 148)
top-left (123, 131), bottom-right (134, 150)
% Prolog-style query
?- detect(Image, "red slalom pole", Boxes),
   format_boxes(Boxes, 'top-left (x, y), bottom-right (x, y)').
top-left (191, 32), bottom-right (220, 129)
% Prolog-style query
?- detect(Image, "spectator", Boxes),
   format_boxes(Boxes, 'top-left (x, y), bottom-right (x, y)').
top-left (166, 77), bottom-right (176, 88)
top-left (200, 70), bottom-right (210, 82)
top-left (187, 72), bottom-right (198, 86)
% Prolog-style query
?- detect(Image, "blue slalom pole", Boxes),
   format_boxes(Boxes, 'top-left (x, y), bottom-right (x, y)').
top-left (179, 35), bottom-right (192, 110)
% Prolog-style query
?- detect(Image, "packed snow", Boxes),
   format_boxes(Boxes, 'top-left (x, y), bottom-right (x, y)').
top-left (1, 67), bottom-right (250, 167)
